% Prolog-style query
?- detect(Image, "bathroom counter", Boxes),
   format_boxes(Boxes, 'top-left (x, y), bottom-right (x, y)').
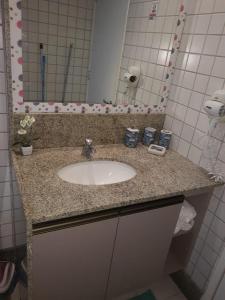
top-left (12, 144), bottom-right (218, 225)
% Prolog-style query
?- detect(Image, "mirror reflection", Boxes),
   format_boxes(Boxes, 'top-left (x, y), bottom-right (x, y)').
top-left (22, 0), bottom-right (177, 105)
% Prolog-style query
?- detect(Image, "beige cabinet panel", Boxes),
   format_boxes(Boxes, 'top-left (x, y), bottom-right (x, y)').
top-left (32, 218), bottom-right (118, 300)
top-left (106, 202), bottom-right (182, 299)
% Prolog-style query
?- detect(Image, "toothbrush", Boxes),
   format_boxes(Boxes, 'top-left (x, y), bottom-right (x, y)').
top-left (40, 43), bottom-right (46, 102)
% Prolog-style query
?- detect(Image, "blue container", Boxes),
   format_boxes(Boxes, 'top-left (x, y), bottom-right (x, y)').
top-left (124, 128), bottom-right (140, 148)
top-left (159, 130), bottom-right (172, 149)
top-left (143, 127), bottom-right (156, 146)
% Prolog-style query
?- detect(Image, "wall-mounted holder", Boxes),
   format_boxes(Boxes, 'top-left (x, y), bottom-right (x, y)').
top-left (203, 90), bottom-right (225, 183)
top-left (204, 90), bottom-right (225, 124)
top-left (123, 66), bottom-right (141, 104)
top-left (123, 66), bottom-right (141, 88)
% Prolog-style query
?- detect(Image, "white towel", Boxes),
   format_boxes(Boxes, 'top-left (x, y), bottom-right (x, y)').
top-left (174, 200), bottom-right (197, 235)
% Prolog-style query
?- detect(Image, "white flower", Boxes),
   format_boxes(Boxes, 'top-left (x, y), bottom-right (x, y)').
top-left (20, 115), bottom-right (35, 128)
top-left (26, 116), bottom-right (35, 127)
top-left (18, 129), bottom-right (27, 135)
top-left (30, 116), bottom-right (35, 124)
top-left (20, 119), bottom-right (27, 128)
top-left (24, 115), bottom-right (30, 122)
top-left (26, 119), bottom-right (32, 127)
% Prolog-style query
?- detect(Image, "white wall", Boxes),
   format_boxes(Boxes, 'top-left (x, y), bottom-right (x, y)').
top-left (0, 2), bottom-right (26, 250)
top-left (164, 0), bottom-right (225, 291)
top-left (87, 0), bottom-right (129, 104)
top-left (202, 245), bottom-right (225, 299)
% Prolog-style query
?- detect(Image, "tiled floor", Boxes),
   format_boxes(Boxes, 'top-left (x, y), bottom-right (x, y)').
top-left (149, 276), bottom-right (187, 300)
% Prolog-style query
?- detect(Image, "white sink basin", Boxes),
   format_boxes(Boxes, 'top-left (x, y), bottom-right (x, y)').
top-left (57, 160), bottom-right (136, 186)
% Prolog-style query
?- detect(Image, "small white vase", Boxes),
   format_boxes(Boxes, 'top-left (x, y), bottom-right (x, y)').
top-left (21, 145), bottom-right (33, 156)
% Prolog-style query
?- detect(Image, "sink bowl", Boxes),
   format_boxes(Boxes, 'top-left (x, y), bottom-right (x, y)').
top-left (57, 160), bottom-right (136, 186)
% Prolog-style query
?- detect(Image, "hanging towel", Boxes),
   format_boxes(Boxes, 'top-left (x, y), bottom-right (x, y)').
top-left (174, 200), bottom-right (197, 235)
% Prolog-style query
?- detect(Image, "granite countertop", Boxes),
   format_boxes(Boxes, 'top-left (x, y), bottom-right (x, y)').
top-left (12, 144), bottom-right (218, 225)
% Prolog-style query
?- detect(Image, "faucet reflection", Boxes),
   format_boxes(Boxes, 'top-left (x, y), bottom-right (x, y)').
top-left (82, 138), bottom-right (95, 160)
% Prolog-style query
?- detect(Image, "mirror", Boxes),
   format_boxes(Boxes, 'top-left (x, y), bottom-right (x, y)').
top-left (21, 0), bottom-right (177, 106)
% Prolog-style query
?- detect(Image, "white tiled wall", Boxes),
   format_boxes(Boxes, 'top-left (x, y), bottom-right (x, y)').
top-left (116, 0), bottom-right (180, 106)
top-left (0, 2), bottom-right (26, 250)
top-left (22, 0), bottom-right (95, 103)
top-left (164, 0), bottom-right (225, 291)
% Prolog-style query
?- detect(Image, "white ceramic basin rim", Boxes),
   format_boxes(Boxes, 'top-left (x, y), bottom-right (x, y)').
top-left (57, 160), bottom-right (136, 185)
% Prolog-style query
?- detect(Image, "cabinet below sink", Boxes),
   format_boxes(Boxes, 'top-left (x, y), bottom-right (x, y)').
top-left (12, 145), bottom-right (217, 299)
top-left (32, 196), bottom-right (183, 300)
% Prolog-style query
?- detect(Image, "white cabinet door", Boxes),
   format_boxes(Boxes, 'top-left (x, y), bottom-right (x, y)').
top-left (32, 217), bottom-right (118, 300)
top-left (106, 200), bottom-right (182, 299)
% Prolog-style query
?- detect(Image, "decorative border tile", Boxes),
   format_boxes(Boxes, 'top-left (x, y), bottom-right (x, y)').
top-left (14, 102), bottom-right (164, 114)
top-left (161, 3), bottom-right (186, 106)
top-left (8, 0), bottom-right (186, 114)
top-left (8, 0), bottom-right (23, 108)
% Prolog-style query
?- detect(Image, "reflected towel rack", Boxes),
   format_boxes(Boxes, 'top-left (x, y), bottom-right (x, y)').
top-left (40, 43), bottom-right (46, 102)
top-left (62, 44), bottom-right (73, 103)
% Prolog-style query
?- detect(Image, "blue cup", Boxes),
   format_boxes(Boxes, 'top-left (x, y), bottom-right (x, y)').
top-left (124, 128), bottom-right (140, 148)
top-left (143, 127), bottom-right (156, 146)
top-left (159, 130), bottom-right (172, 149)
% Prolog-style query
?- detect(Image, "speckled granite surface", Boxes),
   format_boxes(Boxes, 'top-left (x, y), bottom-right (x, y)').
top-left (12, 144), bottom-right (217, 226)
top-left (12, 143), bottom-right (219, 299)
top-left (13, 113), bottom-right (165, 148)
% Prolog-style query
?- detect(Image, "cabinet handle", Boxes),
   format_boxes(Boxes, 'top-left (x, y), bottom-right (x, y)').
top-left (33, 195), bottom-right (184, 235)
top-left (33, 210), bottom-right (119, 235)
top-left (120, 195), bottom-right (184, 216)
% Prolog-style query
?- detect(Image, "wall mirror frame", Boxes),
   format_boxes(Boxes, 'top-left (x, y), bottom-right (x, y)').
top-left (8, 0), bottom-right (186, 114)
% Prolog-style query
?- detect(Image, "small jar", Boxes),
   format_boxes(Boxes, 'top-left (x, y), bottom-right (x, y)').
top-left (143, 127), bottom-right (156, 146)
top-left (124, 128), bottom-right (140, 148)
top-left (159, 130), bottom-right (172, 149)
